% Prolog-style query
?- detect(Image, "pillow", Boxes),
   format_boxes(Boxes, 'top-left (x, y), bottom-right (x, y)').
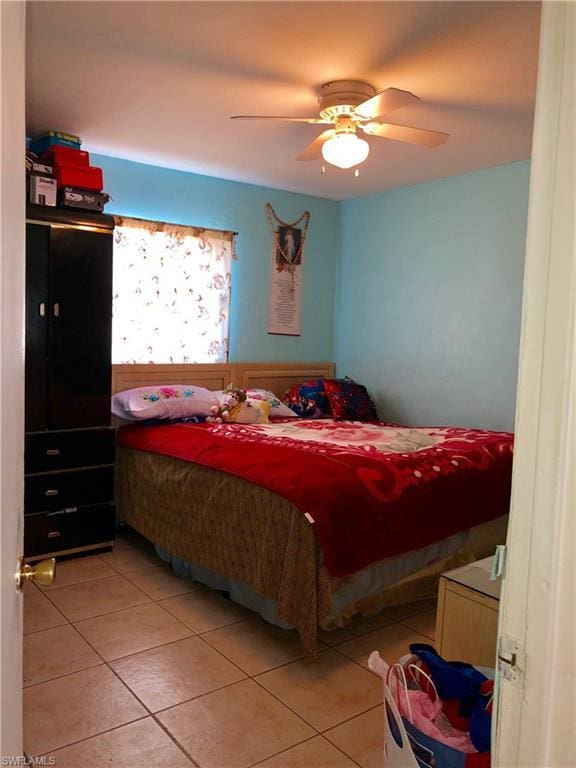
top-left (282, 378), bottom-right (332, 419)
top-left (111, 385), bottom-right (218, 422)
top-left (322, 378), bottom-right (379, 421)
top-left (228, 399), bottom-right (271, 424)
top-left (215, 388), bottom-right (297, 418)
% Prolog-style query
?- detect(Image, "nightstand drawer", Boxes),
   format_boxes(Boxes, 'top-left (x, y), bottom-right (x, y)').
top-left (436, 577), bottom-right (499, 667)
top-left (25, 428), bottom-right (115, 473)
top-left (25, 466), bottom-right (114, 515)
top-left (24, 504), bottom-right (115, 558)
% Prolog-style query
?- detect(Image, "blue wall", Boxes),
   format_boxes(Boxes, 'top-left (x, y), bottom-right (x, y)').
top-left (334, 161), bottom-right (530, 431)
top-left (93, 154), bottom-right (340, 362)
top-left (95, 153), bottom-right (529, 429)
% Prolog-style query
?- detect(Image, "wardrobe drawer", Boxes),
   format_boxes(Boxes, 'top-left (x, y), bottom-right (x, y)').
top-left (25, 466), bottom-right (114, 515)
top-left (25, 428), bottom-right (115, 473)
top-left (24, 504), bottom-right (115, 558)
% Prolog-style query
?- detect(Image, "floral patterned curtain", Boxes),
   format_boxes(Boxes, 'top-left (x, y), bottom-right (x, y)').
top-left (112, 216), bottom-right (235, 363)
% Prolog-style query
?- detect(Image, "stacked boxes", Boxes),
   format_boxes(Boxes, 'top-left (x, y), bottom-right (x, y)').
top-left (28, 175), bottom-right (57, 206)
top-left (26, 150), bottom-right (56, 206)
top-left (29, 130), bottom-right (84, 154)
top-left (27, 131), bottom-right (109, 212)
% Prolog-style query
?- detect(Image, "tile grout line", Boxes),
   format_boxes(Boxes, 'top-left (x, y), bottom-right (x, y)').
top-left (23, 621), bottom-right (110, 690)
top-left (150, 715), bottom-right (202, 768)
top-left (329, 627), bottom-right (435, 679)
top-left (247, 735), bottom-right (322, 768)
top-left (40, 585), bottom-right (154, 623)
top-left (247, 732), bottom-right (365, 768)
top-left (318, 602), bottom-right (437, 648)
top-left (23, 660), bottom-right (105, 691)
top-left (249, 669), bottom-right (385, 763)
top-left (319, 618), bottom-right (399, 648)
top-left (249, 672), bottom-right (325, 737)
top-left (34, 714), bottom-right (151, 760)
top-left (396, 619), bottom-right (435, 641)
top-left (38, 571), bottom-right (128, 595)
top-left (23, 620), bottom-right (70, 637)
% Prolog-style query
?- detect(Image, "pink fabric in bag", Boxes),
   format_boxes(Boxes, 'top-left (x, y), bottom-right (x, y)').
top-left (392, 668), bottom-right (478, 753)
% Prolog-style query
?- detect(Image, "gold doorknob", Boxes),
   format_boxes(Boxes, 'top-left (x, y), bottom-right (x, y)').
top-left (16, 555), bottom-right (56, 591)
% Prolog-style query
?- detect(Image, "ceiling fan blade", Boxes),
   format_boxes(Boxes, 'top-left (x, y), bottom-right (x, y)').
top-left (362, 121), bottom-right (449, 148)
top-left (354, 87), bottom-right (420, 120)
top-left (296, 130), bottom-right (335, 161)
top-left (231, 115), bottom-right (329, 124)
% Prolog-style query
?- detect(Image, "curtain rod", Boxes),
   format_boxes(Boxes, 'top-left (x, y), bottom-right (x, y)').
top-left (113, 214), bottom-right (238, 238)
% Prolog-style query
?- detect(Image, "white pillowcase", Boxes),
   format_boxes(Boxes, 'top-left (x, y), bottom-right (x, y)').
top-left (214, 388), bottom-right (297, 418)
top-left (111, 385), bottom-right (218, 421)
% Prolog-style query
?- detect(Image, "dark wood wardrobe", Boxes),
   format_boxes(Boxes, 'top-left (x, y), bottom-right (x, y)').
top-left (25, 205), bottom-right (116, 558)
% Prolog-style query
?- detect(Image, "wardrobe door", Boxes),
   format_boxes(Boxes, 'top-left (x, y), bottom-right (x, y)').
top-left (25, 224), bottom-right (50, 431)
top-left (48, 227), bottom-right (113, 429)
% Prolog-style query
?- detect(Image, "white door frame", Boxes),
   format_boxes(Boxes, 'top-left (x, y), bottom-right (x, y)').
top-left (0, 0), bottom-right (26, 758)
top-left (494, 1), bottom-right (575, 765)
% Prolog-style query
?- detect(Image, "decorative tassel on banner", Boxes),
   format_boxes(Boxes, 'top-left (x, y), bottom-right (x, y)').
top-left (265, 203), bottom-right (310, 273)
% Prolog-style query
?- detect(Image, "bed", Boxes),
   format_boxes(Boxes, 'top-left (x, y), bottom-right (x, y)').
top-left (113, 362), bottom-right (512, 653)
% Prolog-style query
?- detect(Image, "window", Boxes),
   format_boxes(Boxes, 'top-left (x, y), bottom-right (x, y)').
top-left (112, 216), bottom-right (235, 364)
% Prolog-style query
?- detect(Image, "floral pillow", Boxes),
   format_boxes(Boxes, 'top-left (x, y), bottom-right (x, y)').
top-left (218, 388), bottom-right (297, 418)
top-left (282, 378), bottom-right (332, 419)
top-left (111, 385), bottom-right (218, 421)
top-left (322, 378), bottom-right (379, 421)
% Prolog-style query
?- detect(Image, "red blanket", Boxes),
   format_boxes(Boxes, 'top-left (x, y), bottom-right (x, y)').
top-left (118, 419), bottom-right (513, 577)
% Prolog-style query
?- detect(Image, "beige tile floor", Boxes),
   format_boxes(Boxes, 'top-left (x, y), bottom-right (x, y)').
top-left (24, 530), bottom-right (436, 767)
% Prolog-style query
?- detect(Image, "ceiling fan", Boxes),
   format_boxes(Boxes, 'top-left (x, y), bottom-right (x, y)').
top-left (231, 80), bottom-right (449, 171)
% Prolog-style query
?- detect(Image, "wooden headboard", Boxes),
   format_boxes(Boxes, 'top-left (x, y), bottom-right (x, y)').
top-left (111, 362), bottom-right (335, 397)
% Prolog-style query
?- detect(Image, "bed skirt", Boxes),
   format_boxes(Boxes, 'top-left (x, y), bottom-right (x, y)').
top-left (116, 444), bottom-right (508, 652)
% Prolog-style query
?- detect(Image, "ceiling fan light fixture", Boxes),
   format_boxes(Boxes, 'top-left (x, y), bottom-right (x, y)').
top-left (321, 133), bottom-right (370, 169)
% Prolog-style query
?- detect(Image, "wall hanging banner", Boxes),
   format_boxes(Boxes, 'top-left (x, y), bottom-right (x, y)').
top-left (265, 203), bottom-right (310, 336)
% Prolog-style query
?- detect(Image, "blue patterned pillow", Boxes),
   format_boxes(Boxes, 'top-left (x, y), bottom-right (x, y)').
top-left (282, 379), bottom-right (332, 419)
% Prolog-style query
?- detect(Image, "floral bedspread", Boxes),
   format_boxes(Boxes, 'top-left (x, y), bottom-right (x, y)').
top-left (118, 419), bottom-right (514, 577)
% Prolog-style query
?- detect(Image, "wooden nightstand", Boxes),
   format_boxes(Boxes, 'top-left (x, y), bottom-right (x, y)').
top-left (435, 557), bottom-right (500, 667)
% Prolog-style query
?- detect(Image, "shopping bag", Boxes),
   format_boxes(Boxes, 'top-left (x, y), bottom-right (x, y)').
top-left (409, 644), bottom-right (493, 753)
top-left (368, 652), bottom-right (491, 768)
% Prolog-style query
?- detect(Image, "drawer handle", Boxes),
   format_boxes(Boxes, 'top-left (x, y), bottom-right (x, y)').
top-left (47, 531), bottom-right (61, 539)
top-left (47, 506), bottom-right (77, 517)
top-left (44, 489), bottom-right (59, 497)
top-left (46, 449), bottom-right (61, 456)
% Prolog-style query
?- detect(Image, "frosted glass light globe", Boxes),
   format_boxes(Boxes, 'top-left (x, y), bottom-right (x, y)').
top-left (321, 133), bottom-right (370, 169)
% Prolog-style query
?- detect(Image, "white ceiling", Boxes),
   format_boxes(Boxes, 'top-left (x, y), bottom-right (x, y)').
top-left (26, 1), bottom-right (541, 200)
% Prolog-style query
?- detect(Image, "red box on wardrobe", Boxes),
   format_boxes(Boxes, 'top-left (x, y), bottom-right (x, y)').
top-left (54, 164), bottom-right (104, 192)
top-left (43, 145), bottom-right (90, 167)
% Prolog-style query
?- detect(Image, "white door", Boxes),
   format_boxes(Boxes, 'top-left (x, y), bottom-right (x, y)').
top-left (0, 0), bottom-right (26, 758)
top-left (494, 2), bottom-right (576, 766)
